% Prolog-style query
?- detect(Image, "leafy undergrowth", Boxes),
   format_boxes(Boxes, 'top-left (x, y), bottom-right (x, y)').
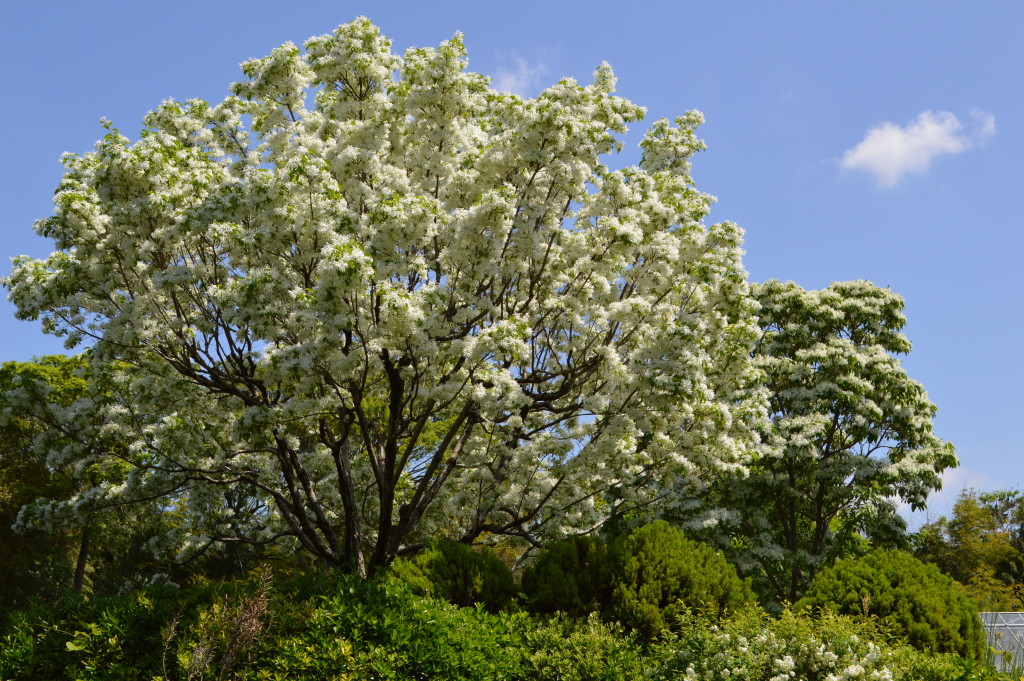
top-left (0, 569), bottom-right (1015, 681)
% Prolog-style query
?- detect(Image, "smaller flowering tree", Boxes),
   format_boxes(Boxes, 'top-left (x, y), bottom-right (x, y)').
top-left (687, 280), bottom-right (956, 602)
top-left (5, 19), bottom-right (764, 576)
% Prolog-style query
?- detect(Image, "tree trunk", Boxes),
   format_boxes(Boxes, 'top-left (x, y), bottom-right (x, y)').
top-left (73, 528), bottom-right (90, 594)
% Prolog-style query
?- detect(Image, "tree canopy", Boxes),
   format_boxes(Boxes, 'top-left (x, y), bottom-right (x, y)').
top-left (5, 18), bottom-right (765, 576)
top-left (686, 280), bottom-right (956, 602)
top-left (916, 488), bottom-right (1024, 611)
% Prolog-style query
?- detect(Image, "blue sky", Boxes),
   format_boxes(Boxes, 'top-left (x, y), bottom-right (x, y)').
top-left (2, 1), bottom-right (1020, 524)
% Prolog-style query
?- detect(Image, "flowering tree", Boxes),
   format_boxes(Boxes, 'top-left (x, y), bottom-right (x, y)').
top-left (691, 280), bottom-right (956, 602)
top-left (6, 19), bottom-right (764, 576)
top-left (0, 355), bottom-right (175, 596)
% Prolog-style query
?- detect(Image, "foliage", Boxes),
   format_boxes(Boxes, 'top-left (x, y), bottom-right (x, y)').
top-left (521, 534), bottom-right (614, 618)
top-left (608, 520), bottom-right (755, 640)
top-left (519, 614), bottom-right (646, 681)
top-left (5, 17), bottom-right (765, 577)
top-left (0, 355), bottom-right (281, 608)
top-left (387, 538), bottom-right (517, 612)
top-left (916, 488), bottom-right (1024, 611)
top-left (0, 356), bottom-right (85, 606)
top-left (687, 280), bottom-right (956, 603)
top-left (0, 584), bottom-right (192, 680)
top-left (651, 605), bottom-right (1006, 681)
top-left (0, 355), bottom-right (178, 604)
top-left (0, 570), bottom-right (645, 680)
top-left (521, 521), bottom-right (754, 640)
top-left (2, 567), bottom-right (1013, 680)
top-left (797, 549), bottom-right (986, 660)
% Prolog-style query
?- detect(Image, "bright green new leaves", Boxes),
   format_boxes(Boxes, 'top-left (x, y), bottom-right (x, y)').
top-left (5, 19), bottom-right (763, 575)
top-left (916, 488), bottom-right (1024, 610)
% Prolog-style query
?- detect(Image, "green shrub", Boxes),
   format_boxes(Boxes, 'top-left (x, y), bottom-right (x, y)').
top-left (522, 521), bottom-right (754, 641)
top-left (0, 582), bottom-right (202, 681)
top-left (520, 535), bottom-right (614, 618)
top-left (520, 613), bottom-right (645, 681)
top-left (387, 539), bottom-right (518, 612)
top-left (1, 569), bottom-right (1009, 681)
top-left (608, 520), bottom-right (755, 640)
top-left (797, 548), bottom-right (986, 660)
top-left (649, 604), bottom-right (1006, 681)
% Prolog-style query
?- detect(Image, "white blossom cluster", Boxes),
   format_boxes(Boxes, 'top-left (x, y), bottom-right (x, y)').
top-left (5, 18), bottom-right (765, 570)
top-left (670, 623), bottom-right (893, 681)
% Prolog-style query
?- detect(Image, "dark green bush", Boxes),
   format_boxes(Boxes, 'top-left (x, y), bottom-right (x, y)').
top-left (608, 520), bottom-right (755, 640)
top-left (521, 535), bottom-right (614, 617)
top-left (387, 539), bottom-right (517, 612)
top-left (797, 548), bottom-right (986, 659)
top-left (522, 521), bottom-right (754, 641)
top-left (0, 582), bottom-right (203, 681)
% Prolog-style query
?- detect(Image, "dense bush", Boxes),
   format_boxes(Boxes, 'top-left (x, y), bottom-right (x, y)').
top-left (521, 535), bottom-right (614, 618)
top-left (2, 568), bottom-right (1013, 681)
top-left (0, 570), bottom-right (652, 681)
top-left (388, 538), bottom-right (517, 612)
top-left (609, 521), bottom-right (755, 640)
top-left (521, 521), bottom-right (754, 640)
top-left (797, 548), bottom-right (986, 659)
top-left (651, 605), bottom-right (1002, 681)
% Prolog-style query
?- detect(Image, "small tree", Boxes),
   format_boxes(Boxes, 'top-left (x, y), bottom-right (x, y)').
top-left (688, 280), bottom-right (956, 603)
top-left (798, 549), bottom-right (985, 660)
top-left (5, 19), bottom-right (764, 577)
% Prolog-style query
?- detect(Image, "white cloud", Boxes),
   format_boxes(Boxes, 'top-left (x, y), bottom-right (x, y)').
top-left (492, 56), bottom-right (547, 96)
top-left (841, 109), bottom-right (995, 188)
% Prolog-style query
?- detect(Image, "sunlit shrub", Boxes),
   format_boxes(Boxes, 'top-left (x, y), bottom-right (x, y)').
top-left (798, 548), bottom-right (986, 659)
top-left (608, 521), bottom-right (755, 640)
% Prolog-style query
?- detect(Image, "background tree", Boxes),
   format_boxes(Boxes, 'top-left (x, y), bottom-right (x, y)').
top-left (685, 280), bottom-right (956, 603)
top-left (0, 357), bottom-right (82, 605)
top-left (0, 355), bottom-right (164, 601)
top-left (0, 355), bottom-right (276, 601)
top-left (916, 488), bottom-right (1024, 611)
top-left (5, 19), bottom-right (765, 577)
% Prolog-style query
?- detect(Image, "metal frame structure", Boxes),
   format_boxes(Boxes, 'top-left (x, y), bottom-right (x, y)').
top-left (981, 612), bottom-right (1024, 673)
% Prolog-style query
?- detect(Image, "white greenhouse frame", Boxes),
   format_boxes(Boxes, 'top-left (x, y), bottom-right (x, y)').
top-left (981, 612), bottom-right (1024, 674)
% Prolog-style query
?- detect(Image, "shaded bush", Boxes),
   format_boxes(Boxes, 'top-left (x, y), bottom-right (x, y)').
top-left (797, 548), bottom-right (986, 659)
top-left (521, 535), bottom-right (614, 618)
top-left (387, 539), bottom-right (517, 612)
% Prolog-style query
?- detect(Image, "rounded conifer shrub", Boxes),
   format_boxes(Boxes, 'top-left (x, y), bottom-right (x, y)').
top-left (389, 539), bottom-right (517, 612)
top-left (521, 535), bottom-right (614, 618)
top-left (797, 548), bottom-right (985, 659)
top-left (609, 521), bottom-right (754, 640)
top-left (522, 522), bottom-right (753, 639)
